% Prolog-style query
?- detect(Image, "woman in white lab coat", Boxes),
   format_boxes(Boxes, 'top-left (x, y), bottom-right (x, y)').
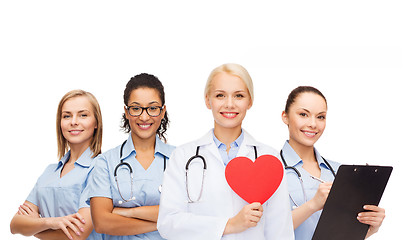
top-left (157, 63), bottom-right (294, 240)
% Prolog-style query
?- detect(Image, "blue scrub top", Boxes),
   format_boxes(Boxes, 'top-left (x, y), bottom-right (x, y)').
top-left (281, 141), bottom-right (341, 240)
top-left (88, 135), bottom-right (175, 240)
top-left (26, 147), bottom-right (103, 240)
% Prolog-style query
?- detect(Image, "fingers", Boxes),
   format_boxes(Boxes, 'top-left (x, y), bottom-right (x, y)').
top-left (224, 202), bottom-right (264, 235)
top-left (18, 204), bottom-right (35, 216)
top-left (246, 202), bottom-right (263, 226)
top-left (18, 205), bottom-right (29, 215)
top-left (58, 217), bottom-right (83, 239)
top-left (47, 214), bottom-right (86, 239)
top-left (357, 205), bottom-right (385, 227)
top-left (60, 226), bottom-right (74, 240)
top-left (310, 182), bottom-right (333, 211)
top-left (73, 212), bottom-right (86, 224)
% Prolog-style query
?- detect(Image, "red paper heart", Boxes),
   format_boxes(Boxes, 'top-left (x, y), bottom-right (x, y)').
top-left (225, 155), bottom-right (284, 204)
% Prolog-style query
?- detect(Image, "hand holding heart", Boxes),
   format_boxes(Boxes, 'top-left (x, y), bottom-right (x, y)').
top-left (223, 202), bottom-right (263, 235)
top-left (223, 154), bottom-right (284, 235)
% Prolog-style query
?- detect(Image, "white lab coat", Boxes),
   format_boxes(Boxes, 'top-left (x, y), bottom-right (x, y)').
top-left (157, 130), bottom-right (294, 240)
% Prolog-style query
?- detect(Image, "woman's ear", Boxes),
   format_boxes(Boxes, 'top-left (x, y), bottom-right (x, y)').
top-left (281, 111), bottom-right (289, 126)
top-left (247, 97), bottom-right (253, 110)
top-left (205, 94), bottom-right (212, 110)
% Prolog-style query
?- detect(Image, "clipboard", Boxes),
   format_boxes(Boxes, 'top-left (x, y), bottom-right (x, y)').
top-left (312, 165), bottom-right (392, 240)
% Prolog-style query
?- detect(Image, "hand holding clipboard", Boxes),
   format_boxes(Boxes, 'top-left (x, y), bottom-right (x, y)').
top-left (312, 165), bottom-right (392, 240)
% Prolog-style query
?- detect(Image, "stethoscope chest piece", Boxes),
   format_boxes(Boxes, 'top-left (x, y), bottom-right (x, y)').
top-left (118, 196), bottom-right (136, 205)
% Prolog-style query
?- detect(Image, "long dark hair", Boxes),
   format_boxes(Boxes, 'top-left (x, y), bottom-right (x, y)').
top-left (121, 73), bottom-right (169, 142)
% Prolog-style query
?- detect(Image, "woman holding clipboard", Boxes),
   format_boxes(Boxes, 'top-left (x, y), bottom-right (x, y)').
top-left (280, 86), bottom-right (385, 239)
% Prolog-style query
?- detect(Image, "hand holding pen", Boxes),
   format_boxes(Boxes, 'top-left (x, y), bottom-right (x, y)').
top-left (308, 176), bottom-right (333, 211)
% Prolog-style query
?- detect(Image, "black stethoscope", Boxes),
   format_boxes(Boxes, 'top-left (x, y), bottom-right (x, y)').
top-left (114, 140), bottom-right (167, 205)
top-left (280, 149), bottom-right (335, 208)
top-left (185, 145), bottom-right (258, 203)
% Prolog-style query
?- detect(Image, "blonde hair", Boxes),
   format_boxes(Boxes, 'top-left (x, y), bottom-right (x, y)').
top-left (204, 63), bottom-right (254, 102)
top-left (56, 90), bottom-right (103, 160)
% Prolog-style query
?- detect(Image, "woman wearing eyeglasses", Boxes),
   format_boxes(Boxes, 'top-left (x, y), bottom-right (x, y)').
top-left (157, 63), bottom-right (294, 240)
top-left (280, 86), bottom-right (385, 239)
top-left (10, 89), bottom-right (103, 240)
top-left (88, 73), bottom-right (175, 240)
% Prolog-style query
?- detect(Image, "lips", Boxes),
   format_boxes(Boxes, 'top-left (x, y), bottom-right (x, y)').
top-left (69, 130), bottom-right (83, 135)
top-left (301, 130), bottom-right (317, 137)
top-left (221, 112), bottom-right (238, 119)
top-left (137, 123), bottom-right (153, 130)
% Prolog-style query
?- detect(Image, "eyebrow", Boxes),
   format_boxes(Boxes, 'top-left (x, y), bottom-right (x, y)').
top-left (213, 90), bottom-right (247, 93)
top-left (62, 109), bottom-right (91, 114)
top-left (299, 108), bottom-right (326, 115)
top-left (129, 101), bottom-right (160, 106)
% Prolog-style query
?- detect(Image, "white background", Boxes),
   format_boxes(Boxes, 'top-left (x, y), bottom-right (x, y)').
top-left (1, 1), bottom-right (404, 239)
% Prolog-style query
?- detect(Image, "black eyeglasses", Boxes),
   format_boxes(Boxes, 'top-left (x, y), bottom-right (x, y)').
top-left (126, 105), bottom-right (163, 117)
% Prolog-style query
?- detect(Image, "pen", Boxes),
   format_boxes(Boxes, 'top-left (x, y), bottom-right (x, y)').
top-left (310, 175), bottom-right (326, 183)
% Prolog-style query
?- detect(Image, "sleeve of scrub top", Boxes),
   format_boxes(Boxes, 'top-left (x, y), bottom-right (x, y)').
top-left (264, 175), bottom-right (295, 239)
top-left (87, 154), bottom-right (113, 202)
top-left (79, 161), bottom-right (97, 209)
top-left (157, 147), bottom-right (228, 240)
top-left (26, 164), bottom-right (54, 206)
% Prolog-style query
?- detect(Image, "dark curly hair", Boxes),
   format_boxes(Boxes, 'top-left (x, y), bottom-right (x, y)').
top-left (121, 73), bottom-right (169, 143)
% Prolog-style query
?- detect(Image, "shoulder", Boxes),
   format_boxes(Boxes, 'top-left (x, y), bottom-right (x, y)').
top-left (171, 140), bottom-right (200, 157)
top-left (243, 130), bottom-right (279, 157)
top-left (322, 158), bottom-right (341, 172)
top-left (169, 134), bottom-right (212, 165)
top-left (92, 144), bottom-right (122, 169)
top-left (97, 144), bottom-right (122, 159)
top-left (255, 142), bottom-right (279, 157)
top-left (43, 163), bottom-right (58, 175)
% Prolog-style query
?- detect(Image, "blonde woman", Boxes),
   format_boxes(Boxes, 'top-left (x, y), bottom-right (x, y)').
top-left (157, 63), bottom-right (294, 240)
top-left (10, 90), bottom-right (103, 240)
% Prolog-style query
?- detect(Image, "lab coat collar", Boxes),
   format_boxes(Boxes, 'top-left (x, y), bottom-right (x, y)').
top-left (237, 130), bottom-right (259, 159)
top-left (196, 129), bottom-right (258, 160)
top-left (196, 129), bottom-right (256, 147)
top-left (121, 134), bottom-right (172, 160)
top-left (56, 147), bottom-right (93, 170)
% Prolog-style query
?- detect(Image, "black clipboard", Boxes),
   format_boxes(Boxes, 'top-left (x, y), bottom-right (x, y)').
top-left (312, 165), bottom-right (392, 240)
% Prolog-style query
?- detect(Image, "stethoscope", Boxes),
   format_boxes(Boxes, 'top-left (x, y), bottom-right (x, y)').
top-left (185, 145), bottom-right (258, 203)
top-left (114, 140), bottom-right (166, 205)
top-left (280, 149), bottom-right (335, 208)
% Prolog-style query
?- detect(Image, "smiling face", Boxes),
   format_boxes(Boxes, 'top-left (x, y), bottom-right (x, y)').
top-left (205, 72), bottom-right (252, 133)
top-left (124, 87), bottom-right (166, 142)
top-left (60, 96), bottom-right (97, 149)
top-left (282, 92), bottom-right (327, 149)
